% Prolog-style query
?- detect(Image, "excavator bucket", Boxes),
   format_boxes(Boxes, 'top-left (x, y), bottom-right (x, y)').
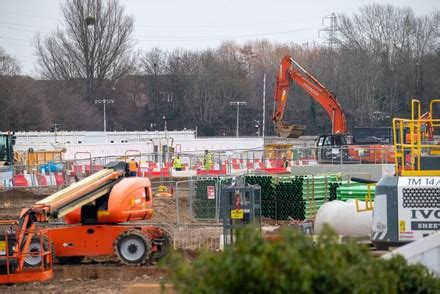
top-left (275, 121), bottom-right (306, 138)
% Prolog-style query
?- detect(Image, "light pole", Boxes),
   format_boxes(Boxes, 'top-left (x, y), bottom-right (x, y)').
top-left (415, 62), bottom-right (420, 99)
top-left (51, 123), bottom-right (59, 143)
top-left (95, 99), bottom-right (114, 132)
top-left (163, 116), bottom-right (167, 131)
top-left (254, 120), bottom-right (260, 136)
top-left (230, 101), bottom-right (247, 137)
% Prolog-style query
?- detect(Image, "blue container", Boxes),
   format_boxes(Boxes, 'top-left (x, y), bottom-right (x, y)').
top-left (39, 161), bottom-right (64, 173)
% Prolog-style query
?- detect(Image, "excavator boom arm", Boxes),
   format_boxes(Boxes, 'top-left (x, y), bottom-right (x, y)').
top-left (273, 55), bottom-right (347, 134)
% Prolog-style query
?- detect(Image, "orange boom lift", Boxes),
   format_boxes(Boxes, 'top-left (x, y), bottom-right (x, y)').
top-left (0, 161), bottom-right (171, 284)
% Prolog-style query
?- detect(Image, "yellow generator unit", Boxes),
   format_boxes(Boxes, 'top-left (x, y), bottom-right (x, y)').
top-left (264, 143), bottom-right (293, 160)
top-left (16, 148), bottom-right (66, 167)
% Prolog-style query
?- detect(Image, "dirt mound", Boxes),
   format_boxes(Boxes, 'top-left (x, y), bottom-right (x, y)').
top-left (0, 189), bottom-right (50, 220)
top-left (0, 188), bottom-right (48, 201)
top-left (152, 196), bottom-right (194, 224)
top-left (0, 264), bottom-right (168, 293)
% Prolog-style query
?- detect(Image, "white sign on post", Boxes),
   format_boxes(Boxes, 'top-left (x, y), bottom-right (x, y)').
top-left (207, 186), bottom-right (215, 199)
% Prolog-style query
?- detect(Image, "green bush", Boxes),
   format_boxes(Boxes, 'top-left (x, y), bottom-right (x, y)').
top-left (167, 227), bottom-right (440, 293)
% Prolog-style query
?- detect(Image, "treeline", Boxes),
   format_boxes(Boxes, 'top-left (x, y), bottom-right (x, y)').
top-left (0, 2), bottom-right (439, 136)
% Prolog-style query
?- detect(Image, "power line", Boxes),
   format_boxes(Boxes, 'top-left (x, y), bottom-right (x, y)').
top-left (0, 36), bottom-right (31, 43)
top-left (134, 20), bottom-right (297, 29)
top-left (135, 27), bottom-right (320, 42)
top-left (0, 40), bottom-right (32, 47)
top-left (0, 9), bottom-right (60, 21)
top-left (0, 26), bottom-right (43, 33)
top-left (0, 21), bottom-right (52, 30)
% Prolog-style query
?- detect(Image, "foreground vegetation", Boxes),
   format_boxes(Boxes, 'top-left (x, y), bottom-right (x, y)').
top-left (168, 227), bottom-right (439, 293)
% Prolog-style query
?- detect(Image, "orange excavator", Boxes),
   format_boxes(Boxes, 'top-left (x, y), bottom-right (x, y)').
top-left (273, 55), bottom-right (354, 162)
top-left (0, 161), bottom-right (171, 284)
top-left (272, 55), bottom-right (347, 138)
top-left (272, 55), bottom-right (436, 164)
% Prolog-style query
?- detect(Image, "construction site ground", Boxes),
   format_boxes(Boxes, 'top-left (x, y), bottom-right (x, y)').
top-left (0, 185), bottom-right (379, 292)
top-left (0, 186), bottom-right (203, 293)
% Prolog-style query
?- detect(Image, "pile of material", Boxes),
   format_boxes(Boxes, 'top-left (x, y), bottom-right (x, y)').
top-left (336, 184), bottom-right (375, 201)
top-left (193, 174), bottom-right (373, 222)
top-left (245, 174), bottom-right (343, 221)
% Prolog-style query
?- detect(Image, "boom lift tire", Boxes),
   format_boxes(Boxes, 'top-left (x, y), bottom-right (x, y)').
top-left (114, 229), bottom-right (152, 265)
top-left (151, 230), bottom-right (172, 262)
top-left (22, 236), bottom-right (50, 268)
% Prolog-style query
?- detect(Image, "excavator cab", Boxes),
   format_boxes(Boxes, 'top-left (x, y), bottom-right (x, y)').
top-left (316, 134), bottom-right (349, 163)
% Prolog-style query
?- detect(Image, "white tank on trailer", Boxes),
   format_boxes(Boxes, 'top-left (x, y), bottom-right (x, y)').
top-left (314, 200), bottom-right (373, 237)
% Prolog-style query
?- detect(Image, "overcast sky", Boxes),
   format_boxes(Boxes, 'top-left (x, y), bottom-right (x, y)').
top-left (1, 0), bottom-right (439, 76)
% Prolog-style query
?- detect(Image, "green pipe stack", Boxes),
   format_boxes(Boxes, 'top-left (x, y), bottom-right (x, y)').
top-left (245, 174), bottom-right (344, 221)
top-left (245, 175), bottom-right (276, 218)
top-left (193, 177), bottom-right (234, 219)
top-left (336, 184), bottom-right (376, 201)
top-left (192, 174), bottom-right (370, 221)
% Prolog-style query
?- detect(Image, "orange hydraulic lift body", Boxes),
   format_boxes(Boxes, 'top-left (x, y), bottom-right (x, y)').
top-left (0, 163), bottom-right (170, 284)
top-left (48, 177), bottom-right (162, 258)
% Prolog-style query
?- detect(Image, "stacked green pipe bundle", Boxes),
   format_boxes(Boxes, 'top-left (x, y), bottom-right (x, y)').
top-left (245, 175), bottom-right (276, 218)
top-left (336, 184), bottom-right (375, 201)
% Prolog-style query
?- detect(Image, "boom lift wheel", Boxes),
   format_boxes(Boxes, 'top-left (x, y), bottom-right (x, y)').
top-left (22, 236), bottom-right (50, 268)
top-left (151, 230), bottom-right (172, 262)
top-left (114, 229), bottom-right (152, 265)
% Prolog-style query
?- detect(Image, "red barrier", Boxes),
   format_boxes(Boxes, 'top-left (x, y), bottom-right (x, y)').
top-left (262, 167), bottom-right (287, 174)
top-left (54, 173), bottom-right (65, 186)
top-left (12, 174), bottom-right (28, 187)
top-left (197, 169), bottom-right (227, 175)
top-left (39, 176), bottom-right (48, 186)
top-left (160, 168), bottom-right (170, 177)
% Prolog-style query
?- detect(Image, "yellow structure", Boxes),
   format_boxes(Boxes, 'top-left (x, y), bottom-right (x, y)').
top-left (15, 148), bottom-right (66, 167)
top-left (393, 99), bottom-right (440, 176)
top-left (264, 143), bottom-right (293, 160)
top-left (355, 183), bottom-right (375, 212)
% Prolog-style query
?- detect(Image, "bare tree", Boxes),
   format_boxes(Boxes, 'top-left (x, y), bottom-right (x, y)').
top-left (0, 48), bottom-right (20, 77)
top-left (0, 48), bottom-right (20, 129)
top-left (336, 4), bottom-right (440, 116)
top-left (0, 48), bottom-right (52, 130)
top-left (35, 0), bottom-right (135, 100)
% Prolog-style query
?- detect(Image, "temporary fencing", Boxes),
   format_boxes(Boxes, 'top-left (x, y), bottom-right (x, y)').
top-left (0, 144), bottom-right (395, 189)
top-left (173, 173), bottom-right (371, 225)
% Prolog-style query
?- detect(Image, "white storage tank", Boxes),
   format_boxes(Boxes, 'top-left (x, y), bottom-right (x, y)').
top-left (314, 200), bottom-right (373, 237)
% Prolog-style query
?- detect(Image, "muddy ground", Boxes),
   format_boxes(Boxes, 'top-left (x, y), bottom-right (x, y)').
top-left (0, 186), bottom-right (198, 293)
top-left (0, 264), bottom-right (169, 293)
top-left (0, 184), bottom-right (284, 293)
